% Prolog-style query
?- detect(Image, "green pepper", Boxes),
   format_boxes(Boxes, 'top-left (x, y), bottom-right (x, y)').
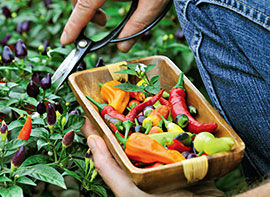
top-left (104, 114), bottom-right (124, 131)
top-left (193, 132), bottom-right (215, 153)
top-left (148, 131), bottom-right (183, 146)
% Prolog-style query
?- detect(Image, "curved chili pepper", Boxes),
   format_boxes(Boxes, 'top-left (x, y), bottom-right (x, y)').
top-left (86, 95), bottom-right (126, 121)
top-left (167, 139), bottom-right (191, 152)
top-left (17, 116), bottom-right (32, 140)
top-left (169, 73), bottom-right (217, 133)
top-left (129, 91), bottom-right (145, 101)
top-left (126, 89), bottom-right (164, 122)
top-left (159, 97), bottom-right (171, 110)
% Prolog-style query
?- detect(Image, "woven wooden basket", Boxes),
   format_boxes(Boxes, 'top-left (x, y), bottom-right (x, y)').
top-left (68, 56), bottom-right (245, 193)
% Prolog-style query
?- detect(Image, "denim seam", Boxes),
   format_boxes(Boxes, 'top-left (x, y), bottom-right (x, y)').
top-left (195, 0), bottom-right (270, 31)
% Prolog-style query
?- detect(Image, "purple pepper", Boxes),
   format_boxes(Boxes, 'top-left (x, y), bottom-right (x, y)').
top-left (31, 72), bottom-right (42, 86)
top-left (62, 130), bottom-right (75, 147)
top-left (141, 31), bottom-right (152, 41)
top-left (11, 145), bottom-right (25, 167)
top-left (1, 33), bottom-right (11, 46)
top-left (187, 153), bottom-right (197, 159)
top-left (95, 57), bottom-right (105, 67)
top-left (21, 20), bottom-right (30, 32)
top-left (40, 73), bottom-right (51, 90)
top-left (47, 103), bottom-right (56, 126)
top-left (1, 45), bottom-right (14, 64)
top-left (85, 151), bottom-right (92, 158)
top-left (37, 101), bottom-right (46, 115)
top-left (137, 115), bottom-right (146, 125)
top-left (54, 102), bottom-right (63, 114)
top-left (68, 109), bottom-right (81, 115)
top-left (182, 151), bottom-right (189, 159)
top-left (175, 29), bottom-right (185, 41)
top-left (16, 22), bottom-right (23, 34)
top-left (44, 0), bottom-right (52, 10)
top-left (41, 40), bottom-right (49, 55)
top-left (2, 5), bottom-right (11, 18)
top-left (15, 39), bottom-right (27, 58)
top-left (1, 123), bottom-right (8, 134)
top-left (26, 80), bottom-right (40, 98)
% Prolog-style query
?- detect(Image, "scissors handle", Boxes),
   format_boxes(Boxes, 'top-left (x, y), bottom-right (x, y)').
top-left (75, 0), bottom-right (173, 52)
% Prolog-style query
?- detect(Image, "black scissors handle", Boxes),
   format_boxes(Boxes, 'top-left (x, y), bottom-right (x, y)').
top-left (75, 0), bottom-right (173, 52)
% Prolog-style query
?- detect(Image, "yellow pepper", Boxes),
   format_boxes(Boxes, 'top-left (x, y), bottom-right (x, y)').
top-left (100, 80), bottom-right (130, 113)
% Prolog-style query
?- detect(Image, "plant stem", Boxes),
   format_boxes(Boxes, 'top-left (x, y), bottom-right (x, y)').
top-left (58, 147), bottom-right (65, 162)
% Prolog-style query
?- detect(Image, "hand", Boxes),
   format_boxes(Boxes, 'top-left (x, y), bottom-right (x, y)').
top-left (61, 0), bottom-right (169, 52)
top-left (81, 117), bottom-right (193, 197)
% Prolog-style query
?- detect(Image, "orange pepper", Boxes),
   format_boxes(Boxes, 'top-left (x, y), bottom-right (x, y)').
top-left (129, 92), bottom-right (145, 101)
top-left (100, 80), bottom-right (130, 113)
top-left (125, 133), bottom-right (185, 164)
top-left (17, 116), bottom-right (32, 140)
top-left (148, 105), bottom-right (170, 126)
top-left (148, 126), bottom-right (163, 134)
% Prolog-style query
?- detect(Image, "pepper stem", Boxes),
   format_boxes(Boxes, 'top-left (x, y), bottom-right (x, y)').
top-left (160, 115), bottom-right (169, 128)
top-left (197, 151), bottom-right (204, 157)
top-left (98, 83), bottom-right (103, 88)
top-left (172, 72), bottom-right (185, 91)
top-left (134, 118), bottom-right (139, 126)
top-left (123, 120), bottom-right (133, 141)
top-left (86, 95), bottom-right (106, 111)
top-left (158, 119), bottom-right (163, 128)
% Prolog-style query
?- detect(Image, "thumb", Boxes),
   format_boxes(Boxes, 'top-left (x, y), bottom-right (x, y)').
top-left (87, 135), bottom-right (151, 197)
top-left (117, 0), bottom-right (169, 52)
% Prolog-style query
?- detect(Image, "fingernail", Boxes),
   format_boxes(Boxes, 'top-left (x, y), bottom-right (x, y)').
top-left (118, 40), bottom-right (136, 52)
top-left (88, 136), bottom-right (96, 150)
top-left (60, 32), bottom-right (67, 44)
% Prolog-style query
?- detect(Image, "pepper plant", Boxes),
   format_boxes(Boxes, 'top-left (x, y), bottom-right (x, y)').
top-left (0, 0), bottom-right (245, 196)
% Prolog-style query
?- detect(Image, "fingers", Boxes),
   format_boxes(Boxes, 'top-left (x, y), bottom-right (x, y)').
top-left (81, 117), bottom-right (100, 138)
top-left (117, 0), bottom-right (168, 52)
top-left (61, 0), bottom-right (106, 45)
top-left (87, 135), bottom-right (150, 197)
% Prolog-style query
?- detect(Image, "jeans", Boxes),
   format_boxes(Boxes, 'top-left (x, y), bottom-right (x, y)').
top-left (173, 0), bottom-right (270, 183)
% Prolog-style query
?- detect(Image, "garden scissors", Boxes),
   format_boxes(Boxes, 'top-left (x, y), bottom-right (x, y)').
top-left (52, 0), bottom-right (173, 90)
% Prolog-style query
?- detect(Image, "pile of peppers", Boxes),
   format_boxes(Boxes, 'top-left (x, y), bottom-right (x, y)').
top-left (86, 72), bottom-right (235, 168)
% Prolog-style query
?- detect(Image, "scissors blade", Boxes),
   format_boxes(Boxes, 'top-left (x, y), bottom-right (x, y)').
top-left (51, 48), bottom-right (79, 90)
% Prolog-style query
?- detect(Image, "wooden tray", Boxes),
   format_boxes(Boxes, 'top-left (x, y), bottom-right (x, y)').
top-left (68, 56), bottom-right (245, 193)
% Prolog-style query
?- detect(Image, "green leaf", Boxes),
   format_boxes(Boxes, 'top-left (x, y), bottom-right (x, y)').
top-left (32, 65), bottom-right (55, 74)
top-left (0, 67), bottom-right (18, 71)
top-left (5, 139), bottom-right (26, 151)
top-left (8, 107), bottom-right (27, 116)
top-left (16, 176), bottom-right (37, 186)
top-left (144, 64), bottom-right (156, 73)
top-left (145, 81), bottom-right (160, 95)
top-left (37, 139), bottom-right (50, 151)
top-left (48, 47), bottom-right (71, 56)
top-left (50, 133), bottom-right (62, 140)
top-left (0, 176), bottom-right (12, 182)
top-left (21, 155), bottom-right (50, 167)
top-left (114, 69), bottom-right (137, 75)
top-left (62, 168), bottom-right (83, 182)
top-left (32, 117), bottom-right (45, 126)
top-left (114, 83), bottom-right (144, 92)
top-left (16, 164), bottom-right (66, 189)
top-left (89, 184), bottom-right (107, 197)
top-left (0, 185), bottom-right (23, 197)
top-left (73, 159), bottom-right (85, 171)
top-left (66, 115), bottom-right (85, 131)
top-left (149, 75), bottom-right (160, 85)
top-left (8, 120), bottom-right (24, 131)
top-left (30, 128), bottom-right (49, 138)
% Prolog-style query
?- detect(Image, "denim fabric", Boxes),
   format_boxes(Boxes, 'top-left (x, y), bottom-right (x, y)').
top-left (173, 0), bottom-right (270, 183)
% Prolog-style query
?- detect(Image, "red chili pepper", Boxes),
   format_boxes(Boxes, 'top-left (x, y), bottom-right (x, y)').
top-left (126, 89), bottom-right (165, 122)
top-left (86, 95), bottom-right (127, 121)
top-left (159, 97), bottom-right (171, 110)
top-left (167, 139), bottom-right (191, 152)
top-left (101, 105), bottom-right (127, 121)
top-left (129, 92), bottom-right (145, 101)
top-left (17, 116), bottom-right (32, 140)
top-left (169, 73), bottom-right (217, 133)
top-left (110, 123), bottom-right (125, 138)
